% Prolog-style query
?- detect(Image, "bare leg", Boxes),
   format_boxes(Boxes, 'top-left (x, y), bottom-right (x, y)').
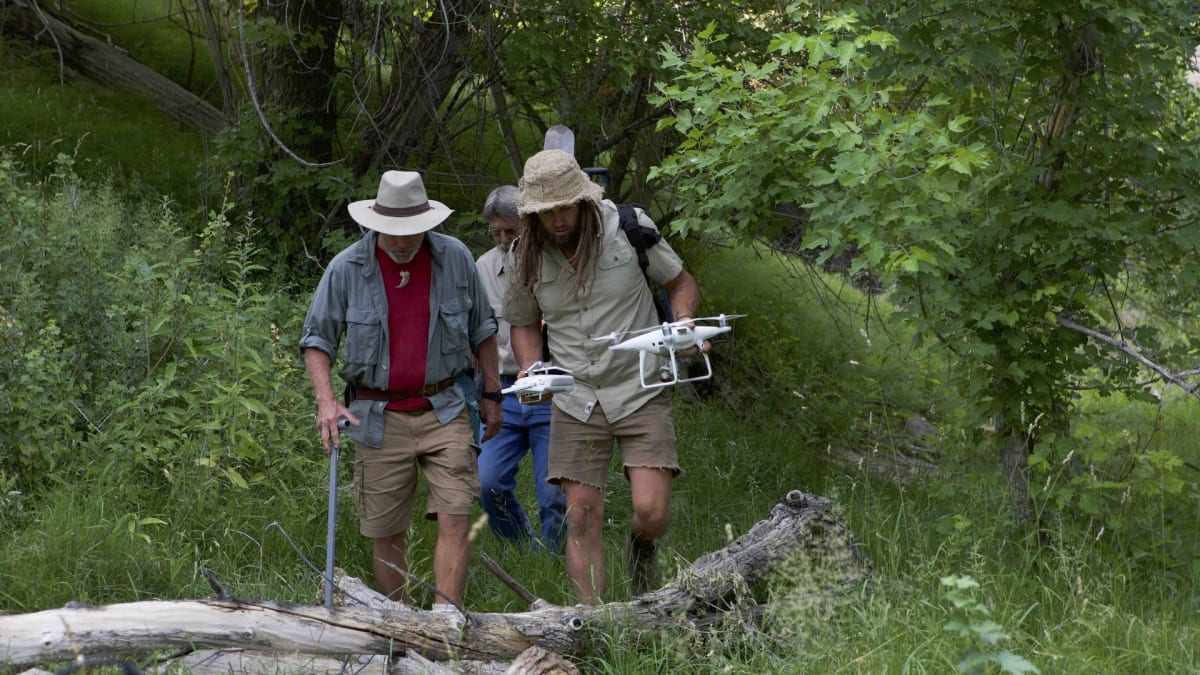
top-left (561, 480), bottom-right (606, 603)
top-left (628, 467), bottom-right (672, 540)
top-left (433, 513), bottom-right (471, 605)
top-left (372, 531), bottom-right (408, 601)
top-left (626, 467), bottom-right (672, 594)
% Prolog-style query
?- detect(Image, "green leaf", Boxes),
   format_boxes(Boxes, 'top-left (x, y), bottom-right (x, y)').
top-left (225, 467), bottom-right (249, 490)
top-left (995, 651), bottom-right (1040, 674)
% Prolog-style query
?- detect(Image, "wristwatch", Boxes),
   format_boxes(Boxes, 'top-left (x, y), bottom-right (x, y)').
top-left (481, 390), bottom-right (503, 402)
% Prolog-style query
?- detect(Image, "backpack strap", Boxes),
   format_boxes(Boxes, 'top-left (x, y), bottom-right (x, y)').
top-left (617, 204), bottom-right (659, 275)
top-left (616, 204), bottom-right (672, 323)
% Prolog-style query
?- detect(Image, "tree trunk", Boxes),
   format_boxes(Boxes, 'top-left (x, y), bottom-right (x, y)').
top-left (0, 491), bottom-right (868, 671)
top-left (1001, 430), bottom-right (1034, 525)
top-left (354, 0), bottom-right (491, 175)
top-left (196, 0), bottom-right (241, 121)
top-left (0, 0), bottom-right (226, 134)
top-left (257, 0), bottom-right (343, 164)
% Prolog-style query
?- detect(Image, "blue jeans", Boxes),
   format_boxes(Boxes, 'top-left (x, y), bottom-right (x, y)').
top-left (478, 383), bottom-right (565, 553)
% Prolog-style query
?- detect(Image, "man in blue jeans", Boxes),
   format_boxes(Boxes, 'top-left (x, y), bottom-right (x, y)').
top-left (475, 186), bottom-right (566, 553)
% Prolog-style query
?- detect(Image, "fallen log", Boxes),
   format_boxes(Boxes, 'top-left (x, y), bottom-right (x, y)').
top-left (0, 0), bottom-right (227, 133)
top-left (0, 490), bottom-right (868, 671)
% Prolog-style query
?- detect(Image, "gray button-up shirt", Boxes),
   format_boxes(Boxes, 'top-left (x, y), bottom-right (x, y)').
top-left (300, 230), bottom-right (497, 447)
top-left (504, 201), bottom-right (683, 423)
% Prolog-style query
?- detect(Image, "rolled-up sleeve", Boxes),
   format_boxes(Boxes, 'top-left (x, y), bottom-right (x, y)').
top-left (299, 264), bottom-right (346, 359)
top-left (467, 264), bottom-right (498, 351)
top-left (639, 211), bottom-right (684, 287)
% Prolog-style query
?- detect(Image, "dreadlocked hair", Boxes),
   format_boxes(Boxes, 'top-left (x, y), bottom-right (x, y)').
top-left (509, 200), bottom-right (604, 300)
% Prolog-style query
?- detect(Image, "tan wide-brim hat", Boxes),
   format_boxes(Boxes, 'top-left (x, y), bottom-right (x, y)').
top-left (348, 170), bottom-right (453, 235)
top-left (517, 149), bottom-right (604, 216)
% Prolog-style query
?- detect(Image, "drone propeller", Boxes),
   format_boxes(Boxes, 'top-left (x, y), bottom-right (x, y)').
top-left (689, 313), bottom-right (747, 327)
top-left (590, 331), bottom-right (625, 346)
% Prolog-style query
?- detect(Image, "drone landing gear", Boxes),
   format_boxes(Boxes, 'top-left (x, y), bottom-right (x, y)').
top-left (638, 350), bottom-right (713, 389)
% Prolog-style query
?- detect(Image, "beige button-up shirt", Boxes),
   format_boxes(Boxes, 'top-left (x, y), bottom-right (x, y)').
top-left (505, 200), bottom-right (684, 423)
top-left (475, 245), bottom-right (521, 377)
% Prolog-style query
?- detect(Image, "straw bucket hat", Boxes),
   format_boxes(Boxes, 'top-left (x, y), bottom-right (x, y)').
top-left (348, 171), bottom-right (453, 235)
top-left (517, 150), bottom-right (604, 216)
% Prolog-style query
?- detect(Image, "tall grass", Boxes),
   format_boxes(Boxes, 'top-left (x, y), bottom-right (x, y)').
top-left (0, 34), bottom-right (211, 210)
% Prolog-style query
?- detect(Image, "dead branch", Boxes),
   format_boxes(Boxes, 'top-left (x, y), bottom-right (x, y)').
top-left (0, 491), bottom-right (867, 672)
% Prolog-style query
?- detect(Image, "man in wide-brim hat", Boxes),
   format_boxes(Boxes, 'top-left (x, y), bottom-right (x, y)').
top-left (300, 170), bottom-right (502, 607)
top-left (504, 150), bottom-right (708, 602)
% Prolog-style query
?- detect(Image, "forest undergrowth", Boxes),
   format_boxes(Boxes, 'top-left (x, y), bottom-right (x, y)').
top-left (1, 161), bottom-right (1196, 672)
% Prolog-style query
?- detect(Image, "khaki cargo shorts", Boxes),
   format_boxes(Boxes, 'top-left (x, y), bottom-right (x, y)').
top-left (354, 409), bottom-right (480, 538)
top-left (548, 391), bottom-right (681, 489)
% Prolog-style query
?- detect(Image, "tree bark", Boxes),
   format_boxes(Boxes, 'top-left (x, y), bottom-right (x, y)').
top-left (257, 0), bottom-right (343, 164)
top-left (352, 0), bottom-right (492, 175)
top-left (0, 0), bottom-right (226, 134)
top-left (1001, 431), bottom-right (1034, 525)
top-left (0, 491), bottom-right (867, 671)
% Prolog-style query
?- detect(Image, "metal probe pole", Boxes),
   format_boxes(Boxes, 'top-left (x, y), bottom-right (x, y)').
top-left (324, 418), bottom-right (351, 608)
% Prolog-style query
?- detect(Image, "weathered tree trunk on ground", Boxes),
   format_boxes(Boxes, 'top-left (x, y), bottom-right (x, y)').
top-left (1, 491), bottom-right (867, 673)
top-left (0, 0), bottom-right (226, 134)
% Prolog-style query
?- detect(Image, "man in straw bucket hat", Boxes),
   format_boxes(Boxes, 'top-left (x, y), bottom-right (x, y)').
top-left (300, 170), bottom-right (502, 608)
top-left (504, 149), bottom-right (708, 601)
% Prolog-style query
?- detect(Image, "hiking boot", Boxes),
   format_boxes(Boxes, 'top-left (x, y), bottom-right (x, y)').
top-left (626, 532), bottom-right (658, 595)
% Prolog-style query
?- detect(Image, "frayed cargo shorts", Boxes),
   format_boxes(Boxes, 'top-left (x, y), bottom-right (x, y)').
top-left (354, 409), bottom-right (480, 538)
top-left (547, 391), bottom-right (681, 489)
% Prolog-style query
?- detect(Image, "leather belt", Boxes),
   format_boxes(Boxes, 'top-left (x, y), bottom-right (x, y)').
top-left (354, 377), bottom-right (455, 401)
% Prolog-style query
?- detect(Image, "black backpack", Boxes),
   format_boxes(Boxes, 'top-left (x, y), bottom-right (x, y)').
top-left (616, 204), bottom-right (673, 324)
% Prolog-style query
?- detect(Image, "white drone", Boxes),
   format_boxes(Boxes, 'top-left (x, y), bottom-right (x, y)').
top-left (593, 314), bottom-right (746, 389)
top-left (501, 361), bottom-right (575, 404)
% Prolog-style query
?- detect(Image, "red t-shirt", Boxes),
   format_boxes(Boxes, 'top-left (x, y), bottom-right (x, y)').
top-left (376, 244), bottom-right (432, 411)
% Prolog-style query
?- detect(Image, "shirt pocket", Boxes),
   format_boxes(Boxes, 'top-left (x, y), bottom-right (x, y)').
top-left (438, 293), bottom-right (472, 355)
top-left (592, 240), bottom-right (641, 298)
top-left (344, 307), bottom-right (382, 365)
top-left (597, 240), bottom-right (636, 272)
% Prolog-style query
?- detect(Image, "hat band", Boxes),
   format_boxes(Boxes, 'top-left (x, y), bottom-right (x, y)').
top-left (372, 201), bottom-right (431, 218)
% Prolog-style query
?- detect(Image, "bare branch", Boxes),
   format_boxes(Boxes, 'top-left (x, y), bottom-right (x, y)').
top-left (1056, 314), bottom-right (1200, 400)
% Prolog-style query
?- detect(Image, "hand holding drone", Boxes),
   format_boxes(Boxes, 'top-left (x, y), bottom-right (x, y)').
top-left (593, 314), bottom-right (746, 389)
top-left (501, 361), bottom-right (576, 404)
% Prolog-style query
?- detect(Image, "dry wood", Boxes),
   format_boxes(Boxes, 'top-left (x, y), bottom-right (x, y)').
top-left (0, 491), bottom-right (867, 672)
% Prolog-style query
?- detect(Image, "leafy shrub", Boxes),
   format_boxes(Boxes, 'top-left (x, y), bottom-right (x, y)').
top-left (0, 152), bottom-right (317, 498)
top-left (940, 575), bottom-right (1039, 675)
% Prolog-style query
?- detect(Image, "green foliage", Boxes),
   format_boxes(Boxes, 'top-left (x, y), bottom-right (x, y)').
top-left (0, 153), bottom-right (314, 498)
top-left (941, 575), bottom-right (1039, 674)
top-left (1, 153), bottom-right (127, 485)
top-left (1026, 390), bottom-right (1200, 583)
top-left (652, 0), bottom-right (1200, 538)
top-left (207, 111), bottom-right (360, 265)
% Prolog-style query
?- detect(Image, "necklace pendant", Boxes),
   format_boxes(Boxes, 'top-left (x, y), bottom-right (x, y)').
top-left (397, 270), bottom-right (410, 289)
